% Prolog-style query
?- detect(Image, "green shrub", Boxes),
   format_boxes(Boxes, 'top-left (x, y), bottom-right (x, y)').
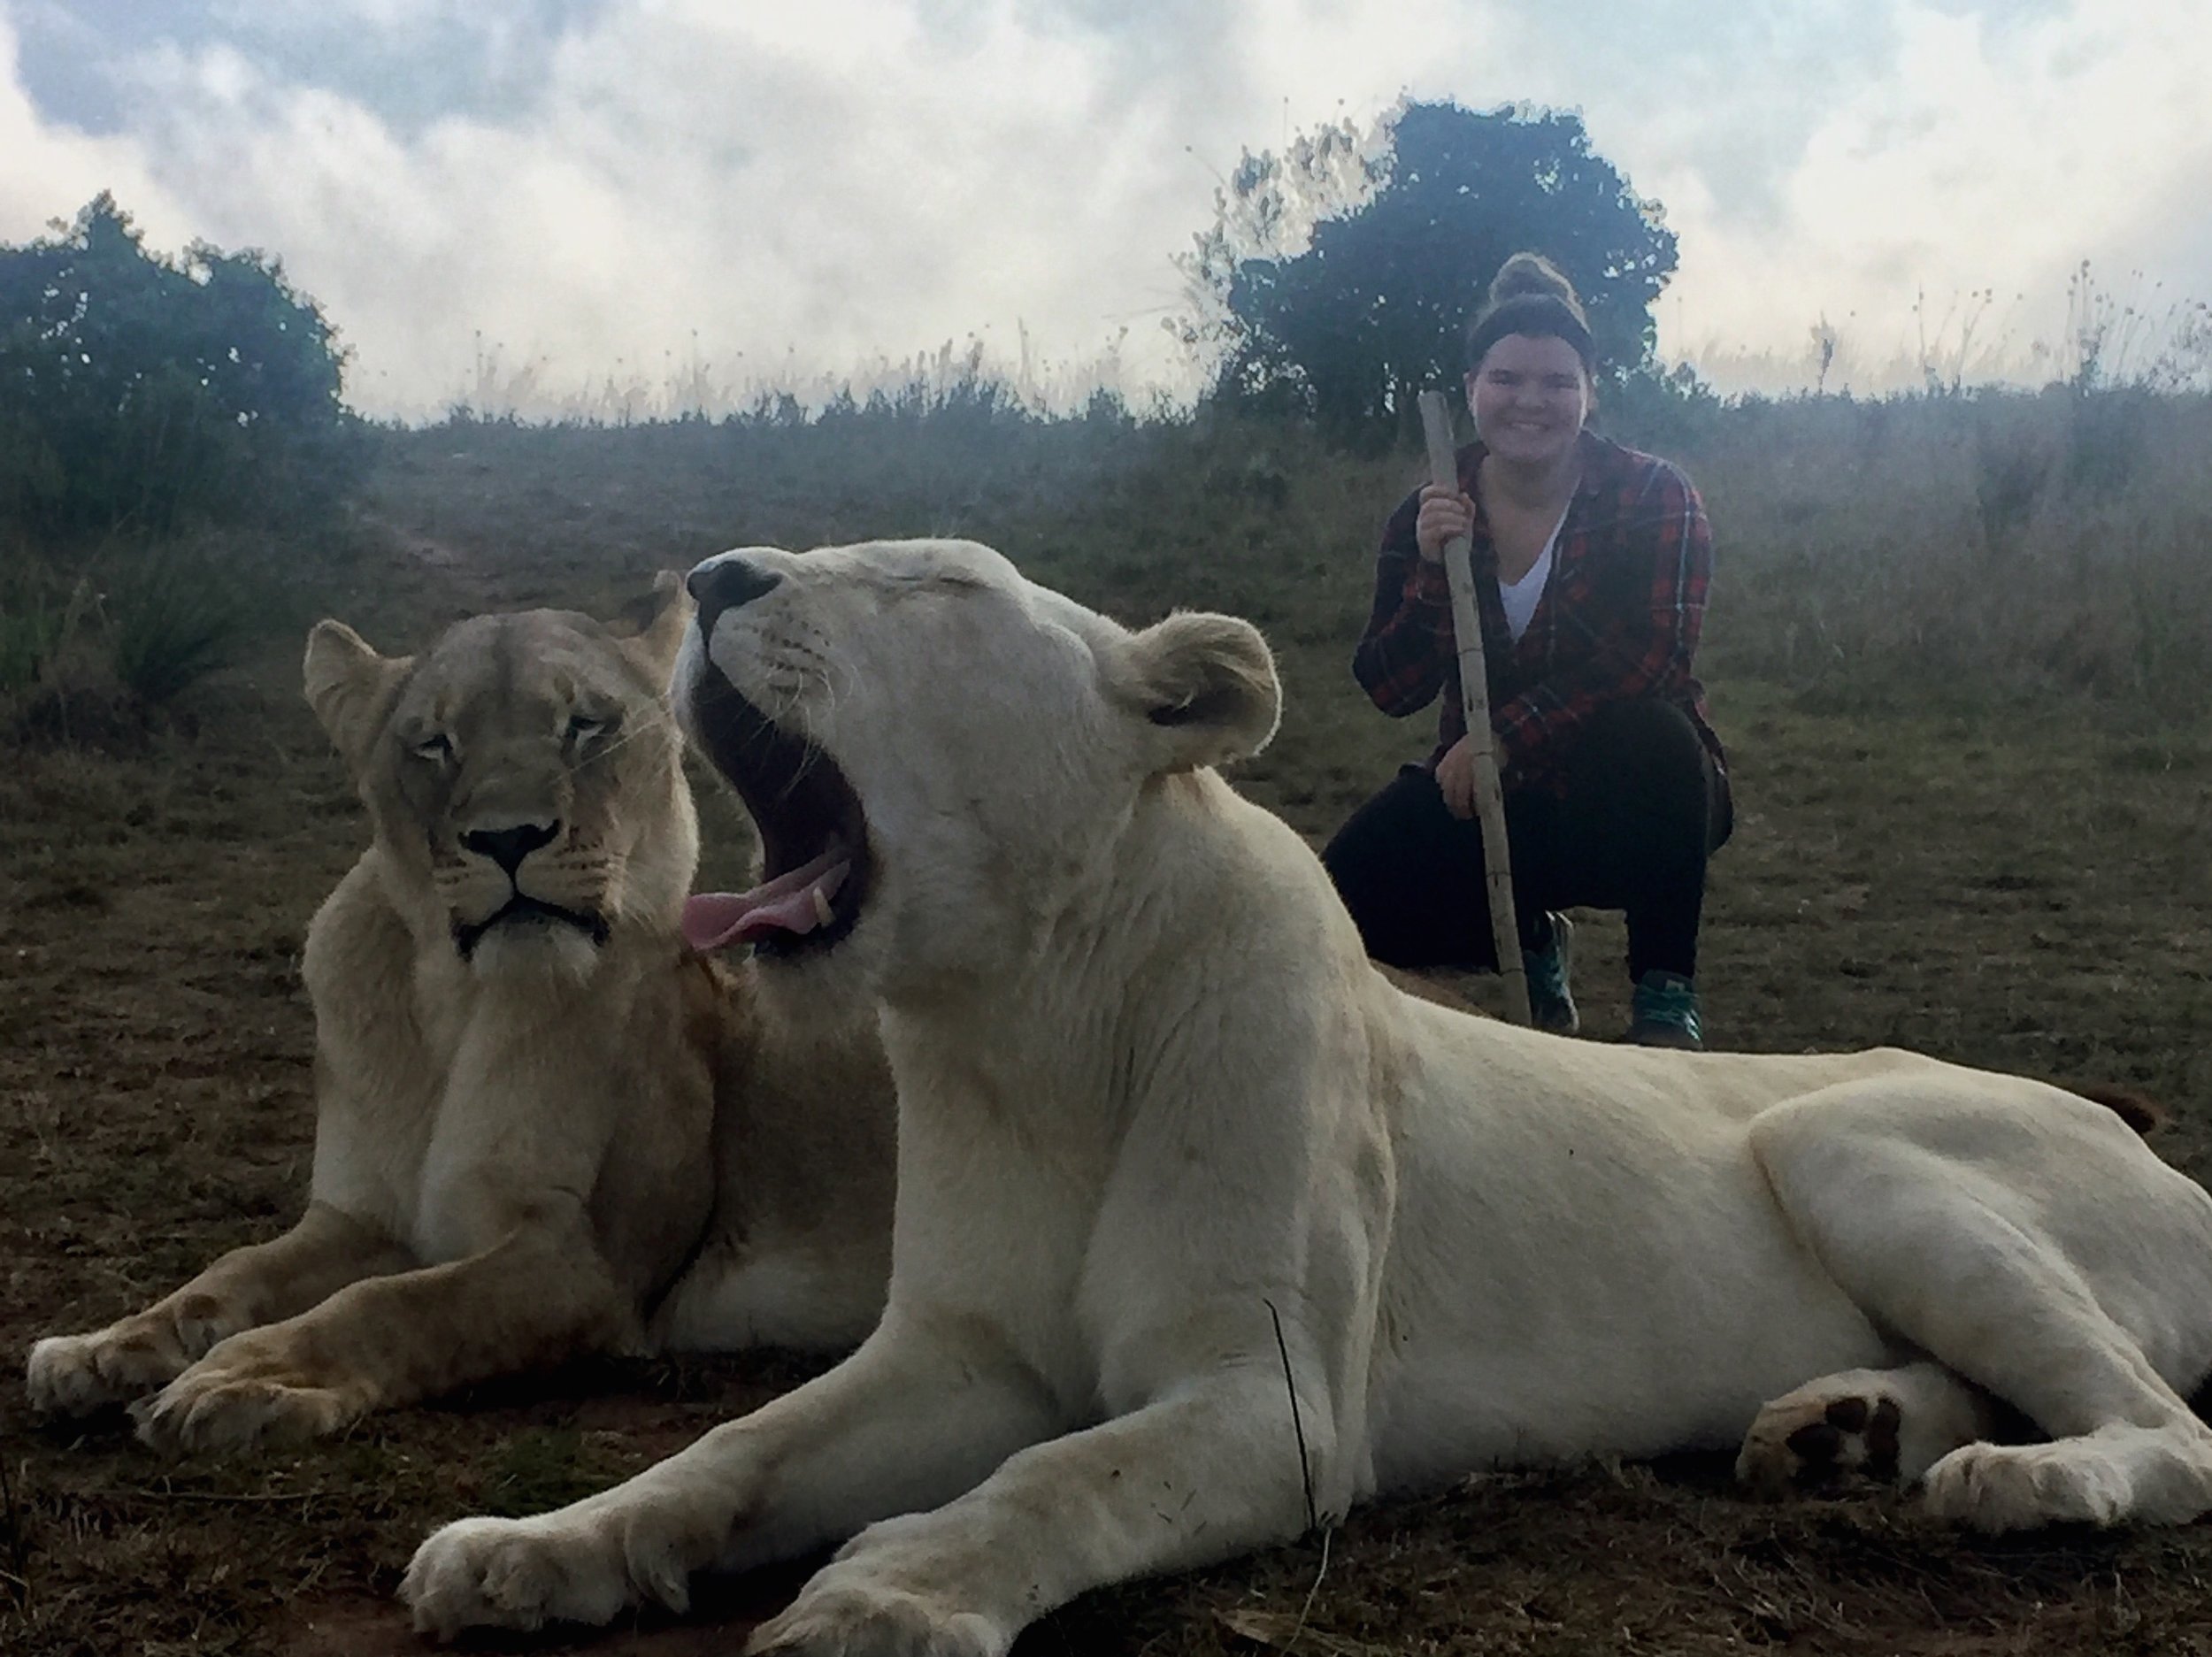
top-left (0, 581), bottom-right (64, 694)
top-left (0, 193), bottom-right (364, 552)
top-left (102, 549), bottom-right (250, 706)
top-left (1182, 101), bottom-right (1676, 447)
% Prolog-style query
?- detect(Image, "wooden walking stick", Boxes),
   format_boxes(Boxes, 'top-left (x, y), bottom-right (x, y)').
top-left (1417, 389), bottom-right (1530, 1024)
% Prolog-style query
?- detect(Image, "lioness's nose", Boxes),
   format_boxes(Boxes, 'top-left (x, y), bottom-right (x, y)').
top-left (687, 556), bottom-right (781, 632)
top-left (462, 820), bottom-right (559, 875)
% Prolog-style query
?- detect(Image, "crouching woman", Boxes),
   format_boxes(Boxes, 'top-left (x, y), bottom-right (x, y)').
top-left (1323, 251), bottom-right (1732, 1048)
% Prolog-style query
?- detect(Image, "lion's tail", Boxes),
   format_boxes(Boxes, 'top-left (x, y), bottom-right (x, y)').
top-left (2063, 1079), bottom-right (2168, 1137)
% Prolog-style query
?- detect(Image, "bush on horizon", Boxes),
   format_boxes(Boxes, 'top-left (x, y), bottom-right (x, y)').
top-left (1176, 100), bottom-right (1678, 448)
top-left (0, 193), bottom-right (363, 553)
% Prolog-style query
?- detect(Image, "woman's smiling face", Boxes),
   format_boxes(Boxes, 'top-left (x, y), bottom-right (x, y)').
top-left (1467, 332), bottom-right (1591, 467)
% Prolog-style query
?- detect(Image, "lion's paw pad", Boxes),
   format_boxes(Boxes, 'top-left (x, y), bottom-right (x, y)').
top-left (1738, 1392), bottom-right (1903, 1495)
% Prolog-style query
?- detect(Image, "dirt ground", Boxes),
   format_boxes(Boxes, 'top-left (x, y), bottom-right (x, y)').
top-left (4, 430), bottom-right (2212, 1654)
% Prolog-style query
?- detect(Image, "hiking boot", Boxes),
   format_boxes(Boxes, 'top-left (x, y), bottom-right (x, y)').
top-left (1522, 911), bottom-right (1578, 1036)
top-left (1625, 970), bottom-right (1703, 1050)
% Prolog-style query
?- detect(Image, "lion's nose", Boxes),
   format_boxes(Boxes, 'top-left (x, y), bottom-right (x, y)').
top-left (461, 820), bottom-right (559, 875)
top-left (687, 556), bottom-right (781, 635)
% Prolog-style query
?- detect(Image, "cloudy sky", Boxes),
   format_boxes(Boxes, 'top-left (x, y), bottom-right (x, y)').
top-left (3, 0), bottom-right (2207, 418)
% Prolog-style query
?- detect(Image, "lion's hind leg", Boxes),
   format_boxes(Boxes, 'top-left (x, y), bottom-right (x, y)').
top-left (1917, 1421), bottom-right (2212, 1530)
top-left (1748, 1078), bottom-right (2212, 1531)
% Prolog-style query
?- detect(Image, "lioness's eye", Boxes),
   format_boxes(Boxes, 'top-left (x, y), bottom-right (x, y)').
top-left (411, 733), bottom-right (453, 762)
top-left (566, 713), bottom-right (616, 745)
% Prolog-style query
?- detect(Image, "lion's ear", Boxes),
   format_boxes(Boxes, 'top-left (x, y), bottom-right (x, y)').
top-left (616, 571), bottom-right (694, 688)
top-left (1111, 610), bottom-right (1281, 773)
top-left (303, 620), bottom-right (411, 766)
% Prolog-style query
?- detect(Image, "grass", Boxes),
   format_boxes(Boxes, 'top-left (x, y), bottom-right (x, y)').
top-left (101, 548), bottom-right (253, 709)
top-left (0, 540), bottom-right (300, 747)
top-left (1686, 388), bottom-right (2212, 715)
top-left (0, 575), bottom-right (65, 697)
top-left (2, 392), bottom-right (2210, 1654)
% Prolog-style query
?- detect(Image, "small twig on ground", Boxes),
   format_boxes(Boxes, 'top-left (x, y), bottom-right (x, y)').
top-left (1263, 1297), bottom-right (1333, 1653)
top-left (1263, 1297), bottom-right (1318, 1534)
top-left (1287, 1529), bottom-right (1334, 1652)
top-left (0, 1454), bottom-right (29, 1610)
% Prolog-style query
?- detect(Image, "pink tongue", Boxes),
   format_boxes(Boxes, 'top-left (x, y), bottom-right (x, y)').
top-left (682, 850), bottom-right (852, 953)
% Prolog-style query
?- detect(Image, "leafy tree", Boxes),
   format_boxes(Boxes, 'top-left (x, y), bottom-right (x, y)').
top-left (0, 193), bottom-right (360, 545)
top-left (1176, 100), bottom-right (1678, 442)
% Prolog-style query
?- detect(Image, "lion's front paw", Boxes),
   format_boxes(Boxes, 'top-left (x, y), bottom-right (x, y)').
top-left (749, 1569), bottom-right (1004, 1657)
top-left (27, 1328), bottom-right (191, 1417)
top-left (403, 1505), bottom-right (689, 1640)
top-left (403, 1516), bottom-right (629, 1638)
top-left (129, 1334), bottom-right (365, 1454)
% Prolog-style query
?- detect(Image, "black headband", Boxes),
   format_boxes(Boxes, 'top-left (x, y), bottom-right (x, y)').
top-left (1464, 295), bottom-right (1597, 373)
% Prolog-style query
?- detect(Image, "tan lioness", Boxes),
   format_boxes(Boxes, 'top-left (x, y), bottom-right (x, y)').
top-left (403, 540), bottom-right (2212, 1655)
top-left (26, 580), bottom-right (894, 1452)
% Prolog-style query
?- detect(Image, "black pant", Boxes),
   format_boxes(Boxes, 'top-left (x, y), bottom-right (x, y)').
top-left (1322, 699), bottom-right (1732, 981)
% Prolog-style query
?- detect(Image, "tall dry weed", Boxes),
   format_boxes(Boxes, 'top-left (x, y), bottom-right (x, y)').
top-left (138, 384), bottom-right (2212, 748)
top-left (1663, 388), bottom-right (2212, 717)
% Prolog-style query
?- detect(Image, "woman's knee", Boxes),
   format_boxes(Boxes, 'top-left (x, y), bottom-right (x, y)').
top-left (1581, 698), bottom-right (1702, 761)
top-left (1555, 701), bottom-right (1721, 860)
top-left (1567, 701), bottom-right (1710, 797)
top-left (1323, 769), bottom-right (1481, 965)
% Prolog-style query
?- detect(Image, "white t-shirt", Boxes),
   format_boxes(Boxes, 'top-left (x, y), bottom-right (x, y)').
top-left (1498, 512), bottom-right (1565, 643)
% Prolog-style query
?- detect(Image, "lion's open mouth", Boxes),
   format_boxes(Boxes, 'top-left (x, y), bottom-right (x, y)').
top-left (680, 666), bottom-right (870, 959)
top-left (453, 895), bottom-right (611, 960)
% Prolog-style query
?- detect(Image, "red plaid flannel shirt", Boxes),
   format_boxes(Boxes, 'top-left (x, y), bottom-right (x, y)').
top-left (1353, 431), bottom-right (1724, 790)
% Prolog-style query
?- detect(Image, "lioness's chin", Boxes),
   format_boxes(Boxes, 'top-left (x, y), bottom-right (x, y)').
top-left (462, 917), bottom-right (606, 984)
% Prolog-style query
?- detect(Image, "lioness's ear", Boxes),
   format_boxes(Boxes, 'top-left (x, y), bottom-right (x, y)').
top-left (1112, 610), bottom-right (1281, 773)
top-left (616, 571), bottom-right (693, 688)
top-left (303, 620), bottom-right (411, 766)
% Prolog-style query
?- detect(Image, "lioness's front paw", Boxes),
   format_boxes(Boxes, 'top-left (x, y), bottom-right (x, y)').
top-left (27, 1329), bottom-right (189, 1417)
top-left (132, 1364), bottom-right (358, 1454)
top-left (403, 1516), bottom-right (626, 1638)
top-left (749, 1569), bottom-right (1003, 1657)
top-left (129, 1328), bottom-right (365, 1454)
top-left (403, 1508), bottom-right (678, 1639)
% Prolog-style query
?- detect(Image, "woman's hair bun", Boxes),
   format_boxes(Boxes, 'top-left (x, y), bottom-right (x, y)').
top-left (1486, 251), bottom-right (1584, 318)
top-left (1463, 249), bottom-right (1599, 373)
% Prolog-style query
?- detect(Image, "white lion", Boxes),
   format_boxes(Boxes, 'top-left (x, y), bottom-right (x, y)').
top-left (26, 583), bottom-right (893, 1451)
top-left (403, 539), bottom-right (2212, 1654)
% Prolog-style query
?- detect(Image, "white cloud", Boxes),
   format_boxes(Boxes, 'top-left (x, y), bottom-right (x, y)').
top-left (1647, 0), bottom-right (2212, 388)
top-left (1, 0), bottom-right (2208, 415)
top-left (0, 15), bottom-right (177, 242)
